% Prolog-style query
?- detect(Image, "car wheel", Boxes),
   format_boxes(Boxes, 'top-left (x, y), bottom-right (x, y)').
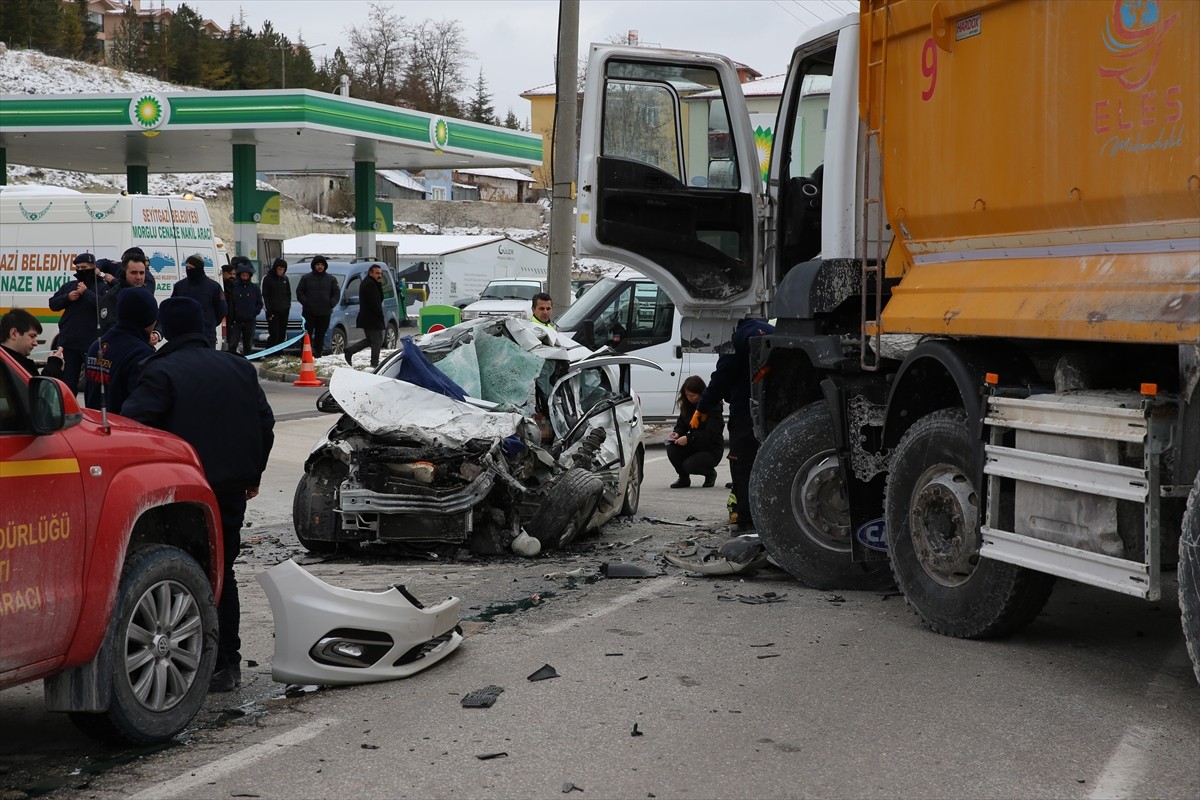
top-left (69, 545), bottom-right (217, 745)
top-left (528, 468), bottom-right (604, 549)
top-left (293, 459), bottom-right (349, 554)
top-left (384, 322), bottom-right (399, 350)
top-left (620, 446), bottom-right (644, 516)
top-left (885, 408), bottom-right (1055, 638)
top-left (1179, 473), bottom-right (1200, 684)
top-left (750, 402), bottom-right (894, 590)
top-left (329, 327), bottom-right (348, 355)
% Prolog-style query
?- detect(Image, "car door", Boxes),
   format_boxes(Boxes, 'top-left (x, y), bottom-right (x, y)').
top-left (342, 274), bottom-right (365, 343)
top-left (0, 358), bottom-right (87, 675)
top-left (576, 45), bottom-right (764, 352)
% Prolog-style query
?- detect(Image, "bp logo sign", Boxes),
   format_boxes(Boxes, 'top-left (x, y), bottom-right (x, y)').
top-left (430, 118), bottom-right (449, 150)
top-left (129, 94), bottom-right (170, 130)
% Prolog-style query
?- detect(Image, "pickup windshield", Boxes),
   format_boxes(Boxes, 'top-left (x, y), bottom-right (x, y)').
top-left (479, 282), bottom-right (541, 301)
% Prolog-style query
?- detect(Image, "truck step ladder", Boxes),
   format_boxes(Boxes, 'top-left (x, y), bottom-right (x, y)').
top-left (859, 0), bottom-right (888, 371)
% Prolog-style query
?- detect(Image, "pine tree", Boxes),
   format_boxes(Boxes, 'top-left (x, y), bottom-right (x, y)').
top-left (57, 2), bottom-right (84, 58)
top-left (75, 0), bottom-right (101, 61)
top-left (0, 0), bottom-right (35, 50)
top-left (169, 4), bottom-right (205, 86)
top-left (109, 3), bottom-right (146, 72)
top-left (29, 0), bottom-right (61, 54)
top-left (503, 109), bottom-right (521, 130)
top-left (466, 68), bottom-right (496, 124)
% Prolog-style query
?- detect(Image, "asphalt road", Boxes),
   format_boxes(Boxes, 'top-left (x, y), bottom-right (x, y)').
top-left (2, 379), bottom-right (1197, 800)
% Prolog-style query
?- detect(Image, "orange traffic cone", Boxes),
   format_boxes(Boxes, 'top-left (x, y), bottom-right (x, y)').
top-left (293, 333), bottom-right (324, 387)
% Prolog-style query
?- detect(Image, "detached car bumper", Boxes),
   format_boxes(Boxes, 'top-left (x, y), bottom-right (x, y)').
top-left (257, 559), bottom-right (463, 686)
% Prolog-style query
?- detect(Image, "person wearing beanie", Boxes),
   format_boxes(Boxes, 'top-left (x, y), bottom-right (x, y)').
top-left (99, 248), bottom-right (157, 336)
top-left (84, 287), bottom-right (158, 414)
top-left (122, 295), bottom-right (275, 694)
top-left (262, 257), bottom-right (292, 347)
top-left (170, 254), bottom-right (227, 348)
top-left (295, 255), bottom-right (339, 358)
top-left (47, 252), bottom-right (115, 393)
top-left (227, 259), bottom-right (263, 356)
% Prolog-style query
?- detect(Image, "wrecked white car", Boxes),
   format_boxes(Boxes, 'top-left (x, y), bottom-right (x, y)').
top-left (294, 317), bottom-right (655, 556)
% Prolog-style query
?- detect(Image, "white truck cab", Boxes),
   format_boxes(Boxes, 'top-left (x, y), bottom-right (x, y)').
top-left (554, 273), bottom-right (717, 422)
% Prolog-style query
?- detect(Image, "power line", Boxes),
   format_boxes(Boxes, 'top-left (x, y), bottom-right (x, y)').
top-left (772, 0), bottom-right (805, 24)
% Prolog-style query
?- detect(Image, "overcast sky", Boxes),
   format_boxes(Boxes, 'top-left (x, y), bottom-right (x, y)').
top-left (190, 0), bottom-right (858, 119)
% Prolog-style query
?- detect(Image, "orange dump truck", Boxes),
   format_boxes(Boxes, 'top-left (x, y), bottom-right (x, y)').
top-left (575, 0), bottom-right (1200, 676)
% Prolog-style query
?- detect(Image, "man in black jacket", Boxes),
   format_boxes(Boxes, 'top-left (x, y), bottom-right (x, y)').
top-left (98, 248), bottom-right (156, 337)
top-left (262, 257), bottom-right (292, 347)
top-left (122, 297), bottom-right (275, 693)
top-left (171, 254), bottom-right (227, 348)
top-left (48, 252), bottom-right (115, 392)
top-left (1, 308), bottom-right (64, 378)
top-left (84, 288), bottom-right (157, 413)
top-left (343, 264), bottom-right (386, 368)
top-left (227, 259), bottom-right (263, 356)
top-left (295, 255), bottom-right (339, 358)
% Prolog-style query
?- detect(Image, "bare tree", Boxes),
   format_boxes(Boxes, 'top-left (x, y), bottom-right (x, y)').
top-left (345, 3), bottom-right (406, 104)
top-left (406, 18), bottom-right (472, 116)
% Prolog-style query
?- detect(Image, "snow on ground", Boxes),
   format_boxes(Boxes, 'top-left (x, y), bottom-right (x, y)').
top-left (0, 49), bottom-right (194, 95)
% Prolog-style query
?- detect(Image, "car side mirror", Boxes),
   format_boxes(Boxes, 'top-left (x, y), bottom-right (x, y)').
top-left (30, 377), bottom-right (81, 434)
top-left (344, 296), bottom-right (359, 306)
top-left (577, 319), bottom-right (596, 349)
top-left (316, 390), bottom-right (343, 414)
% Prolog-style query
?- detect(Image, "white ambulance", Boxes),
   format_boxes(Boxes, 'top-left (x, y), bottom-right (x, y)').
top-left (0, 186), bottom-right (225, 356)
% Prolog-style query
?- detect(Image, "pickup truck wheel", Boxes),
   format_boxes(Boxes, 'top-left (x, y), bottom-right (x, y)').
top-left (329, 327), bottom-right (348, 355)
top-left (384, 322), bottom-right (399, 350)
top-left (885, 408), bottom-right (1055, 638)
top-left (529, 468), bottom-right (604, 549)
top-left (620, 446), bottom-right (644, 516)
top-left (293, 459), bottom-right (350, 554)
top-left (750, 402), bottom-right (894, 590)
top-left (70, 545), bottom-right (217, 745)
top-left (1179, 474), bottom-right (1200, 684)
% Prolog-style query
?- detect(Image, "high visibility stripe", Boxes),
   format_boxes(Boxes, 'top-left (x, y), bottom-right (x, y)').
top-left (0, 458), bottom-right (81, 478)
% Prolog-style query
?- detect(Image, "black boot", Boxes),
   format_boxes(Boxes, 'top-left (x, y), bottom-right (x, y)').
top-left (702, 470), bottom-right (717, 488)
top-left (670, 475), bottom-right (691, 489)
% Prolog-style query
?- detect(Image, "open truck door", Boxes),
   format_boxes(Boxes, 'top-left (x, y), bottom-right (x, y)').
top-left (576, 46), bottom-right (764, 353)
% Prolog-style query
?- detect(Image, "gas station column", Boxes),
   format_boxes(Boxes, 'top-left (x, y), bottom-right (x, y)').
top-left (1, 147), bottom-right (6, 186)
top-left (355, 160), bottom-right (377, 260)
top-left (232, 143), bottom-right (258, 262)
top-left (126, 164), bottom-right (148, 195)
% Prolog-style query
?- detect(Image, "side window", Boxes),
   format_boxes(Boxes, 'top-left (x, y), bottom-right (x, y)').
top-left (594, 284), bottom-right (633, 343)
top-left (0, 365), bottom-right (28, 434)
top-left (777, 55), bottom-right (835, 273)
top-left (344, 276), bottom-right (361, 303)
top-left (602, 61), bottom-right (738, 190)
top-left (627, 283), bottom-right (673, 339)
top-left (379, 270), bottom-right (396, 300)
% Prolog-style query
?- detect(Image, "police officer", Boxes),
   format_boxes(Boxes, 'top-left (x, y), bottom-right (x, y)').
top-left (48, 252), bottom-right (114, 392)
top-left (171, 254), bottom-right (227, 348)
top-left (227, 259), bottom-right (263, 356)
top-left (122, 297), bottom-right (275, 693)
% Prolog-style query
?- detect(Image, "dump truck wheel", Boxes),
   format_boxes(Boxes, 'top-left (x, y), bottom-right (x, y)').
top-left (885, 408), bottom-right (1055, 638)
top-left (750, 402), bottom-right (893, 590)
top-left (529, 468), bottom-right (604, 549)
top-left (293, 459), bottom-right (348, 554)
top-left (1179, 473), bottom-right (1200, 684)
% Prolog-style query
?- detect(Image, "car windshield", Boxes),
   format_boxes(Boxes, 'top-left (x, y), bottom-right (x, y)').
top-left (480, 282), bottom-right (540, 300)
top-left (555, 277), bottom-right (623, 331)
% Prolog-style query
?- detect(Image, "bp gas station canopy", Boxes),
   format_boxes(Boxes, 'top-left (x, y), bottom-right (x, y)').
top-left (0, 89), bottom-right (543, 261)
top-left (0, 89), bottom-right (541, 174)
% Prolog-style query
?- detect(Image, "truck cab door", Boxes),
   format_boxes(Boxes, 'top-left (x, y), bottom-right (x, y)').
top-left (577, 46), bottom-right (763, 351)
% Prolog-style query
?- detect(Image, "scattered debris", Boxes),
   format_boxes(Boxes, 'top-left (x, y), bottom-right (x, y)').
top-left (638, 675), bottom-right (648, 681)
top-left (544, 567), bottom-right (586, 579)
top-left (631, 723), bottom-right (644, 737)
top-left (527, 664), bottom-right (560, 682)
top-left (283, 684), bottom-right (323, 698)
top-left (562, 782), bottom-right (584, 793)
top-left (757, 653), bottom-right (781, 660)
top-left (663, 533), bottom-right (768, 575)
top-left (880, 591), bottom-right (904, 600)
top-left (530, 593), bottom-right (542, 605)
top-left (749, 643), bottom-right (775, 648)
top-left (361, 744), bottom-right (379, 750)
top-left (246, 660), bottom-right (259, 667)
top-left (476, 752), bottom-right (508, 760)
top-left (512, 531), bottom-right (541, 557)
top-left (825, 594), bottom-right (846, 604)
top-left (600, 561), bottom-right (660, 578)
top-left (718, 592), bottom-right (788, 605)
top-left (461, 685), bottom-right (505, 708)
top-left (604, 653), bottom-right (624, 657)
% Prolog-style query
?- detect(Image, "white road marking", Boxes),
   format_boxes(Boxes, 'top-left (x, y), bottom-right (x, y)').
top-left (644, 454), bottom-right (669, 464)
top-left (128, 717), bottom-right (335, 800)
top-left (541, 580), bottom-right (666, 636)
top-left (1088, 647), bottom-right (1192, 799)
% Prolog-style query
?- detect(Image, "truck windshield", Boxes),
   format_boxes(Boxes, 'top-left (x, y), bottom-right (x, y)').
top-left (555, 277), bottom-right (623, 331)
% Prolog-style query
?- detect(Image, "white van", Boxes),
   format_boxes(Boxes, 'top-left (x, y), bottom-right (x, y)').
top-left (0, 186), bottom-right (223, 356)
top-left (554, 274), bottom-right (719, 423)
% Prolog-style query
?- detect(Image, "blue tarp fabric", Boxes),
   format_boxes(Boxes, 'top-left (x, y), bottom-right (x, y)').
top-left (396, 336), bottom-right (467, 401)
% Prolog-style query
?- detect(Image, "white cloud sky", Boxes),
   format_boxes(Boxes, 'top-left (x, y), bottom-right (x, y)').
top-left (189, 0), bottom-right (857, 119)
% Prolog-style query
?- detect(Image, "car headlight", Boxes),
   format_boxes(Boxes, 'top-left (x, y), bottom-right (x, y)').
top-left (461, 310), bottom-right (478, 321)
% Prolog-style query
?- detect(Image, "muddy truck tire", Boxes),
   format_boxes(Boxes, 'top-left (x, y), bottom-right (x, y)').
top-left (1179, 474), bottom-right (1200, 684)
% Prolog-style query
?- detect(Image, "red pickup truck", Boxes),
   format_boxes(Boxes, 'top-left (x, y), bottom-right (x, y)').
top-left (0, 345), bottom-right (222, 744)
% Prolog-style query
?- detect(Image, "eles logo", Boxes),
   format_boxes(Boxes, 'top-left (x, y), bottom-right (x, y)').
top-left (1098, 0), bottom-right (1178, 91)
top-left (855, 518), bottom-right (888, 552)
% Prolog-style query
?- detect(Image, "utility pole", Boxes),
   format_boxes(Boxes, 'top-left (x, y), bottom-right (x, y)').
top-left (547, 0), bottom-right (579, 315)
